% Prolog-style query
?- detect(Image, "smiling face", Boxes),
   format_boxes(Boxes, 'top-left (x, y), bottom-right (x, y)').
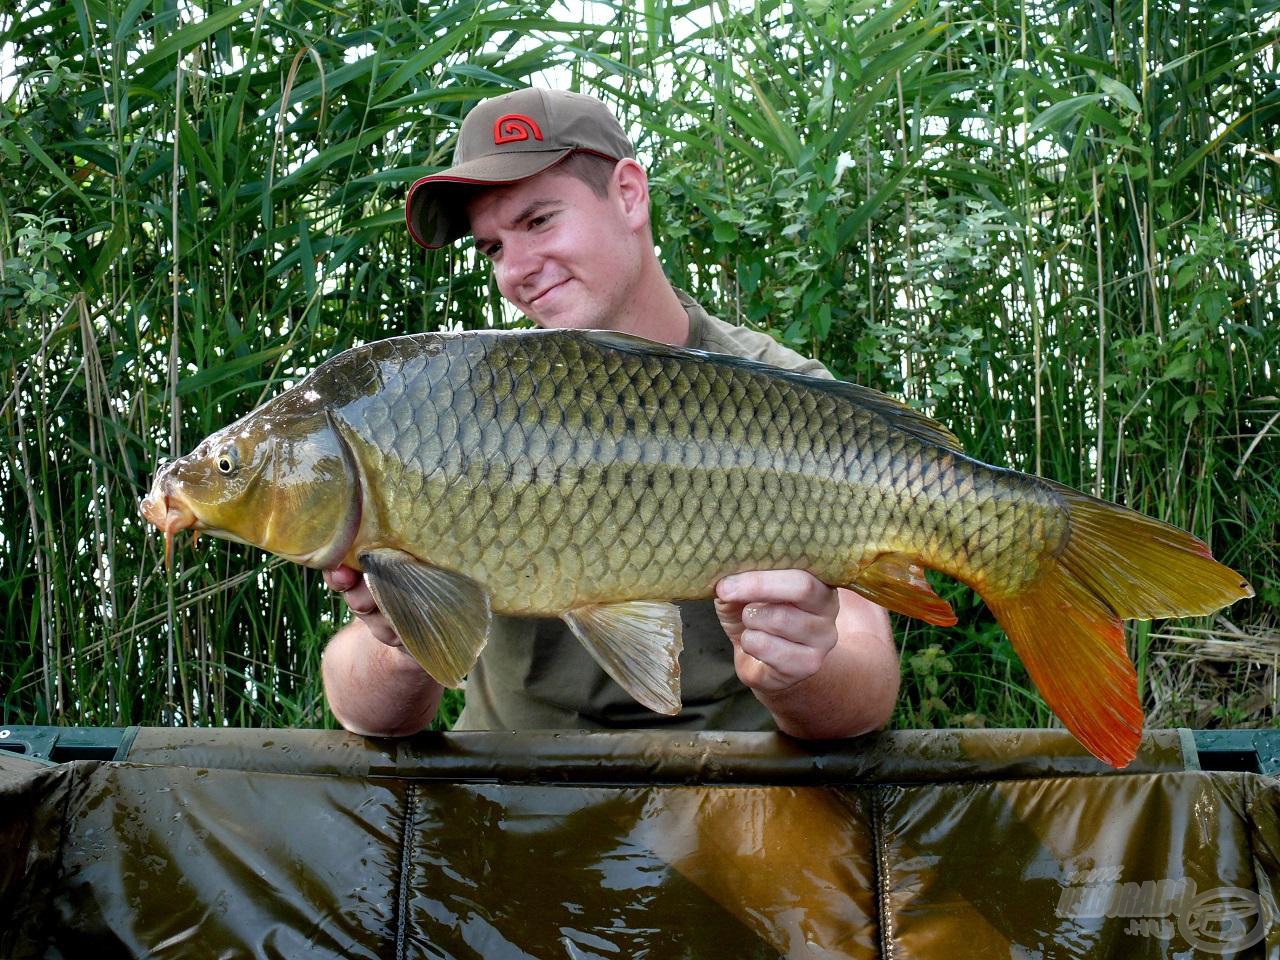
top-left (466, 159), bottom-right (652, 331)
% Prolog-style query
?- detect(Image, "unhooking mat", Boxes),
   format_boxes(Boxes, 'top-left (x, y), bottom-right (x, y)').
top-left (1, 728), bottom-right (1277, 958)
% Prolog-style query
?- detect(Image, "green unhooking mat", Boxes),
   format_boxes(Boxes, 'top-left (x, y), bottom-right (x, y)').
top-left (1, 728), bottom-right (1277, 958)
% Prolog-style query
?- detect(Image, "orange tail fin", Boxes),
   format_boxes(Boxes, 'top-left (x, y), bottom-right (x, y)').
top-left (984, 484), bottom-right (1253, 768)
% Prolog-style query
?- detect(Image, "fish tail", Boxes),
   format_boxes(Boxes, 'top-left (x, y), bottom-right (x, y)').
top-left (984, 483), bottom-right (1253, 768)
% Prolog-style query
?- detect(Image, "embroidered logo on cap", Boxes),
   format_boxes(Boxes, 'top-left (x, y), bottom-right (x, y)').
top-left (493, 114), bottom-right (543, 145)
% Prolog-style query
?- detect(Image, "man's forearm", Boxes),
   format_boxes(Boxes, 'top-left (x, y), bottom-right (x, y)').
top-left (321, 619), bottom-right (443, 736)
top-left (755, 593), bottom-right (899, 739)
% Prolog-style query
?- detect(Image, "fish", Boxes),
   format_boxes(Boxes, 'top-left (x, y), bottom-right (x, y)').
top-left (140, 329), bottom-right (1253, 766)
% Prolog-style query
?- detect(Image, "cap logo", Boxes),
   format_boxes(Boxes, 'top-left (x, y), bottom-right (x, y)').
top-left (494, 114), bottom-right (543, 145)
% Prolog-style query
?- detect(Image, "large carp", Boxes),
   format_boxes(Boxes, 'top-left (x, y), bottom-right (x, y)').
top-left (141, 330), bottom-right (1252, 766)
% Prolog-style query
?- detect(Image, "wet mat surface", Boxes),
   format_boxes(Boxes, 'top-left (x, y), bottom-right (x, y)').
top-left (1, 730), bottom-right (1276, 958)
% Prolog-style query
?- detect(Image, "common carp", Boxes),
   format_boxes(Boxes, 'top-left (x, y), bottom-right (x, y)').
top-left (141, 330), bottom-right (1252, 766)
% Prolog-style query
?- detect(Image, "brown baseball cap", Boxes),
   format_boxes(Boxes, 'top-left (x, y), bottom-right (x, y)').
top-left (405, 88), bottom-right (636, 249)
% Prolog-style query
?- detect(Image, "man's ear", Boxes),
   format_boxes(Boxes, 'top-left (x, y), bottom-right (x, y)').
top-left (611, 159), bottom-right (651, 233)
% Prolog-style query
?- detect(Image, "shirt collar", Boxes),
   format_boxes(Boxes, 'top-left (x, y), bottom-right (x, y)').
top-left (672, 286), bottom-right (708, 350)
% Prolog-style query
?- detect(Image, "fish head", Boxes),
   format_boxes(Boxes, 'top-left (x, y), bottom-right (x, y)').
top-left (141, 396), bottom-right (361, 570)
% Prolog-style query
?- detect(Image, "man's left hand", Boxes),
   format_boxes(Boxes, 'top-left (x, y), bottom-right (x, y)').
top-left (714, 570), bottom-right (841, 693)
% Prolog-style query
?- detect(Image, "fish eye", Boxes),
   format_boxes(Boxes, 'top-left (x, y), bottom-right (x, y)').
top-left (216, 446), bottom-right (239, 475)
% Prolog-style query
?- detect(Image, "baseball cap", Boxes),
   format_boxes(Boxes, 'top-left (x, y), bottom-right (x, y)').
top-left (405, 88), bottom-right (637, 249)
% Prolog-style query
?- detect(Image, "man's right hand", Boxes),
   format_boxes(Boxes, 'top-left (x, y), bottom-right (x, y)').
top-left (321, 564), bottom-right (443, 736)
top-left (323, 564), bottom-right (403, 647)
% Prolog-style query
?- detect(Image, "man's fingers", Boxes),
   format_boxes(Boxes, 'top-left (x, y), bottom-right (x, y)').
top-left (349, 594), bottom-right (403, 646)
top-left (738, 629), bottom-right (824, 682)
top-left (738, 628), bottom-right (787, 664)
top-left (323, 565), bottom-right (360, 592)
top-left (365, 614), bottom-right (403, 647)
top-left (741, 602), bottom-right (829, 641)
top-left (323, 566), bottom-right (381, 618)
top-left (343, 580), bottom-right (379, 617)
top-left (323, 565), bottom-right (403, 647)
top-left (737, 632), bottom-right (814, 691)
top-left (713, 597), bottom-right (746, 629)
top-left (720, 571), bottom-right (848, 695)
top-left (717, 569), bottom-right (838, 616)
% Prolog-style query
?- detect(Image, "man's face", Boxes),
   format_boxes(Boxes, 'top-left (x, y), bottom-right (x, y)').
top-left (466, 166), bottom-right (644, 330)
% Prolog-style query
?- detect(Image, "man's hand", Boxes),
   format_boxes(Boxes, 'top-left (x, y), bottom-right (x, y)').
top-left (715, 569), bottom-right (841, 692)
top-left (715, 569), bottom-right (899, 738)
top-left (323, 564), bottom-right (402, 647)
top-left (321, 564), bottom-right (441, 737)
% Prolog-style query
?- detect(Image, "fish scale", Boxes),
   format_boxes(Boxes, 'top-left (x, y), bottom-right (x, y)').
top-left (337, 332), bottom-right (1037, 613)
top-left (143, 327), bottom-right (1252, 767)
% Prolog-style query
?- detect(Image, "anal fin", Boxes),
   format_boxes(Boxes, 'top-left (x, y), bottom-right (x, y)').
top-left (360, 548), bottom-right (491, 688)
top-left (849, 553), bottom-right (958, 626)
top-left (563, 601), bottom-right (684, 715)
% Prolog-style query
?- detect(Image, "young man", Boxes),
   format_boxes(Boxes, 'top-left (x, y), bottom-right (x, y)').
top-left (321, 89), bottom-right (900, 738)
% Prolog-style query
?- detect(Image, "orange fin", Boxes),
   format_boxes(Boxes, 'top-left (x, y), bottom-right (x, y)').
top-left (1045, 481), bottom-right (1253, 619)
top-left (986, 573), bottom-right (1142, 768)
top-left (983, 483), bottom-right (1253, 769)
top-left (849, 553), bottom-right (958, 626)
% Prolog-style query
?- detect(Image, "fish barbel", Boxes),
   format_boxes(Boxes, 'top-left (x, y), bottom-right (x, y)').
top-left (140, 330), bottom-right (1252, 766)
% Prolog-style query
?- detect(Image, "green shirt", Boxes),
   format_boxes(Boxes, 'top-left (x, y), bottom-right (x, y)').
top-left (454, 289), bottom-right (833, 730)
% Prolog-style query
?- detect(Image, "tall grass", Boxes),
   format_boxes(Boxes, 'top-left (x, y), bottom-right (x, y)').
top-left (1, 0), bottom-right (1276, 732)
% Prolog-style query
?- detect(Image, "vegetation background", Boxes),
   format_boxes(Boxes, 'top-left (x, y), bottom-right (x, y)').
top-left (2, 0), bottom-right (1277, 734)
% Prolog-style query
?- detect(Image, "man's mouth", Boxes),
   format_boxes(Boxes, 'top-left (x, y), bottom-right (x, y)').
top-left (528, 279), bottom-right (569, 307)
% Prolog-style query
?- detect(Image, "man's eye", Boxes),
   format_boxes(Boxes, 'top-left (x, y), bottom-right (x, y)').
top-left (483, 243), bottom-right (501, 258)
top-left (529, 214), bottom-right (551, 228)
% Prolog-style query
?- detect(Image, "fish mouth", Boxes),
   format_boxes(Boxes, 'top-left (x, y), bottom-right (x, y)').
top-left (141, 475), bottom-right (200, 568)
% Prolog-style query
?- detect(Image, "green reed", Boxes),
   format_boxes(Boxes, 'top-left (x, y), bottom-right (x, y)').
top-left (1, 0), bottom-right (1276, 732)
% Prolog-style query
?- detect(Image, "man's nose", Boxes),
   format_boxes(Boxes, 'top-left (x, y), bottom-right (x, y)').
top-left (496, 235), bottom-right (541, 292)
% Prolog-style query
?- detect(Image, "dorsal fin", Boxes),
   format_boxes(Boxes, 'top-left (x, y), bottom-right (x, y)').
top-left (572, 328), bottom-right (966, 454)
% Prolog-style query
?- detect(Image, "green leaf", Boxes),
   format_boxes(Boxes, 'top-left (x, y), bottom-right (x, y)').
top-left (7, 124), bottom-right (91, 209)
top-left (1167, 110), bottom-right (1252, 185)
top-left (115, 0), bottom-right (157, 42)
top-left (712, 221), bottom-right (737, 244)
top-left (1096, 74), bottom-right (1141, 114)
top-left (177, 344), bottom-right (291, 397)
top-left (1161, 354), bottom-right (1197, 382)
top-left (743, 71), bottom-right (803, 166)
top-left (132, 0), bottom-right (264, 74)
top-left (1027, 93), bottom-right (1104, 136)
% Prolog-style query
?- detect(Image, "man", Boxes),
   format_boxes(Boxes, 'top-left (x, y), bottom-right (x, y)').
top-left (321, 89), bottom-right (899, 738)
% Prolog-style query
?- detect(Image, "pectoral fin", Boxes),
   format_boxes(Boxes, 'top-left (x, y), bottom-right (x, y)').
top-left (849, 553), bottom-right (958, 626)
top-left (563, 601), bottom-right (684, 715)
top-left (360, 548), bottom-right (491, 688)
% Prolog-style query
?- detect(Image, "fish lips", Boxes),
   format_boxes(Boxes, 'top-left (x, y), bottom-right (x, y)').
top-left (141, 471), bottom-right (193, 532)
top-left (140, 472), bottom-right (200, 567)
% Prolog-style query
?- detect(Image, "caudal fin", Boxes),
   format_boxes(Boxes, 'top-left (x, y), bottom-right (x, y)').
top-left (985, 484), bottom-right (1253, 768)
